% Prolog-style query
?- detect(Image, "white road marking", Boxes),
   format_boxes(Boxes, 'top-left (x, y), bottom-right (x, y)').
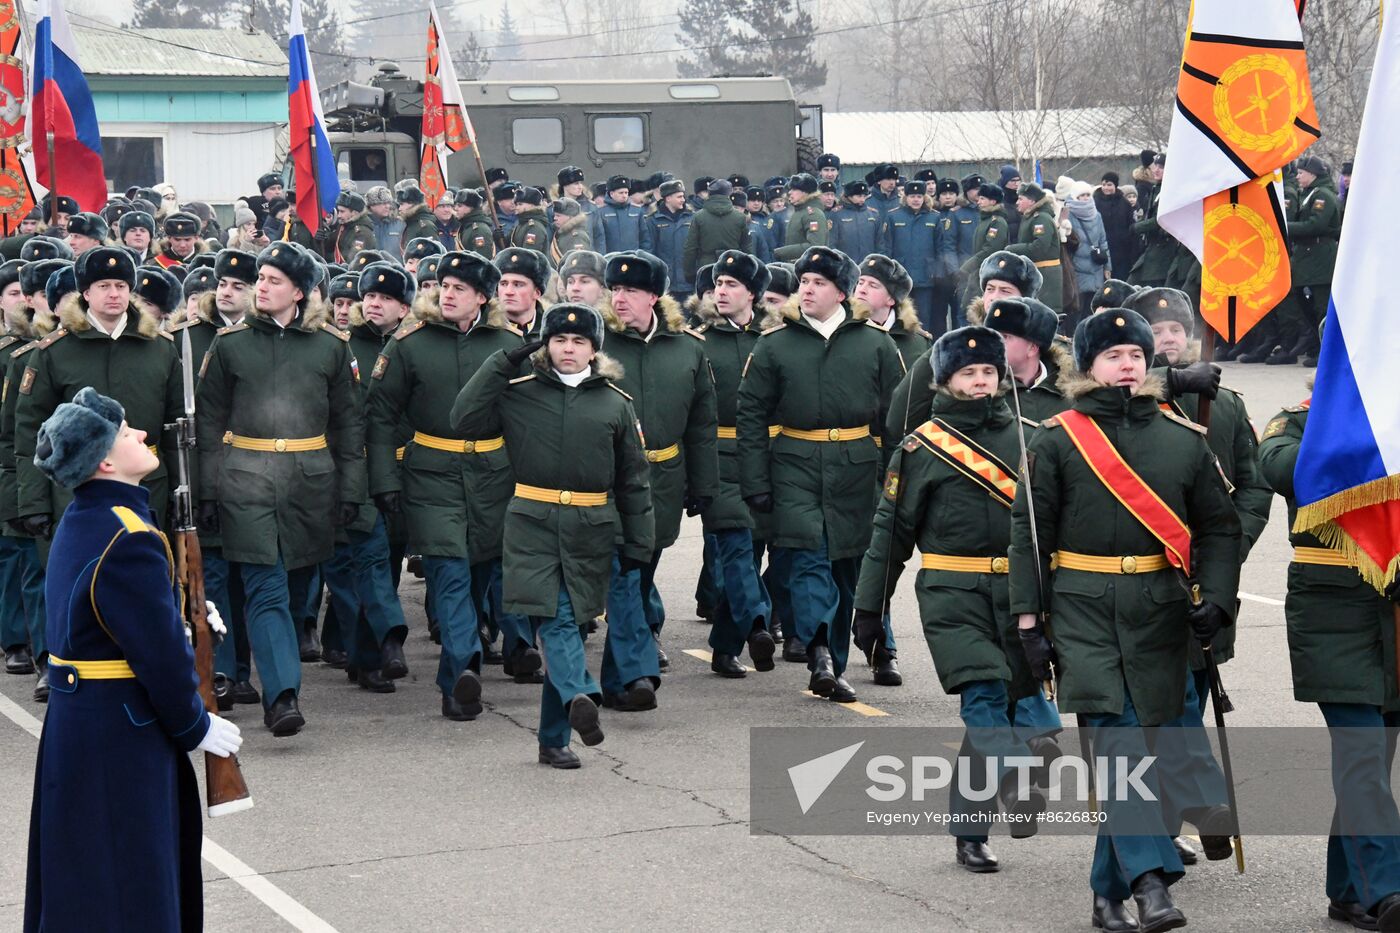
top-left (0, 690), bottom-right (340, 932)
top-left (1239, 591), bottom-right (1285, 606)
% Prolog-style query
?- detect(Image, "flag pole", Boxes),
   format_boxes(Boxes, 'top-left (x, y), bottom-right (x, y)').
top-left (1196, 317), bottom-right (1215, 430)
top-left (42, 11), bottom-right (56, 226)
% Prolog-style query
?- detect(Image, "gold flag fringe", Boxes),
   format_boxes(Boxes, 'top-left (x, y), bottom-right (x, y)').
top-left (1293, 473), bottom-right (1400, 593)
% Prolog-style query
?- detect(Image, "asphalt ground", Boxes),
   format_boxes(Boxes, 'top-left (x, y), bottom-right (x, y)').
top-left (0, 360), bottom-right (1346, 932)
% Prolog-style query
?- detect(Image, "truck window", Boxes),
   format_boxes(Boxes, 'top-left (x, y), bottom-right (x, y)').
top-left (592, 116), bottom-right (645, 154)
top-left (511, 118), bottom-right (564, 155)
top-left (338, 148), bottom-right (390, 190)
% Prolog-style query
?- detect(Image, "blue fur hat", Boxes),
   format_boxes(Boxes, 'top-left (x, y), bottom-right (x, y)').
top-left (45, 264), bottom-right (77, 313)
top-left (35, 387), bottom-right (126, 488)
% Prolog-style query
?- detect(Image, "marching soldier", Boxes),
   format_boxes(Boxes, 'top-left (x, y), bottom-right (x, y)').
top-left (508, 186), bottom-right (551, 255)
top-left (494, 248), bottom-right (550, 338)
top-left (853, 254), bottom-right (931, 371)
top-left (328, 191), bottom-right (376, 266)
top-left (737, 246), bottom-right (902, 703)
top-left (453, 189), bottom-right (496, 258)
top-left (773, 174), bottom-right (827, 262)
top-left (1006, 182), bottom-right (1064, 315)
top-left (153, 212), bottom-right (208, 269)
top-left (195, 241), bottom-right (366, 736)
top-left (1258, 382), bottom-right (1400, 932)
top-left (601, 249), bottom-right (718, 706)
top-left (403, 237), bottom-right (445, 277)
top-left (958, 183), bottom-right (1010, 309)
top-left (561, 250), bottom-right (607, 308)
top-left (449, 303), bottom-right (655, 767)
top-left (1009, 308), bottom-right (1241, 931)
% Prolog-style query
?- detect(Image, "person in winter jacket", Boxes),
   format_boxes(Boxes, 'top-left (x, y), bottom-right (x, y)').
top-left (1094, 172), bottom-right (1137, 281)
top-left (877, 180), bottom-right (944, 337)
top-left (1064, 180), bottom-right (1111, 331)
top-left (998, 164), bottom-right (1023, 242)
top-left (683, 179), bottom-right (748, 279)
top-left (550, 197), bottom-right (592, 261)
top-left (648, 180), bottom-right (695, 304)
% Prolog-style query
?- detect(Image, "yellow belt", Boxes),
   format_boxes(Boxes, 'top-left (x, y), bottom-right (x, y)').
top-left (716, 425), bottom-right (782, 439)
top-left (1034, 259), bottom-right (1060, 268)
top-left (922, 554), bottom-right (1009, 574)
top-left (47, 655), bottom-right (136, 682)
top-left (645, 443), bottom-right (679, 463)
top-left (778, 425), bottom-right (871, 443)
top-left (395, 447), bottom-right (405, 461)
top-left (223, 432), bottom-right (327, 453)
top-left (413, 431), bottom-right (505, 454)
top-left (1054, 551), bottom-right (1169, 574)
top-left (1292, 546), bottom-right (1357, 567)
top-left (514, 483), bottom-right (609, 507)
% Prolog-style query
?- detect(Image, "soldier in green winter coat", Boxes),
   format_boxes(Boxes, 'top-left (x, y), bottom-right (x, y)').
top-left (853, 326), bottom-right (1045, 875)
top-left (368, 252), bottom-right (536, 721)
top-left (395, 183), bottom-right (439, 254)
top-left (973, 296), bottom-right (1070, 422)
top-left (449, 303), bottom-right (655, 769)
top-left (737, 246), bottom-right (903, 703)
top-left (1005, 182), bottom-right (1064, 314)
top-left (453, 189), bottom-right (496, 258)
top-left (1128, 153), bottom-right (1175, 288)
top-left (601, 249), bottom-right (718, 707)
top-left (1269, 154), bottom-right (1342, 365)
top-left (1258, 390), bottom-right (1400, 931)
top-left (1009, 308), bottom-right (1241, 931)
top-left (958, 183), bottom-right (1011, 308)
top-left (195, 241), bottom-right (366, 737)
top-left (494, 248), bottom-right (550, 338)
top-left (691, 250), bottom-right (777, 677)
top-left (682, 178), bottom-right (749, 279)
top-left (772, 174), bottom-right (828, 262)
top-left (508, 187), bottom-right (552, 256)
top-left (326, 191), bottom-right (377, 267)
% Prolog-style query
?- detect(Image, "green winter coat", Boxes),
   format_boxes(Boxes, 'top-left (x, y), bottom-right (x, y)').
top-left (448, 348), bottom-right (654, 620)
top-left (345, 307), bottom-right (405, 536)
top-left (1289, 174), bottom-right (1341, 286)
top-left (773, 200), bottom-right (829, 262)
top-left (1129, 184), bottom-right (1175, 286)
top-left (879, 299), bottom-right (933, 374)
top-left (367, 297), bottom-right (523, 560)
top-left (332, 214), bottom-right (376, 266)
top-left (1258, 402), bottom-right (1398, 710)
top-left (195, 299), bottom-right (366, 570)
top-left (603, 296), bottom-right (719, 550)
top-left (1006, 198), bottom-right (1063, 312)
top-left (960, 204), bottom-right (1011, 281)
top-left (683, 196), bottom-right (749, 279)
top-left (1008, 372), bottom-right (1242, 725)
top-left (0, 310), bottom-right (53, 536)
top-left (15, 297), bottom-right (182, 541)
top-left (737, 298), bottom-right (904, 559)
top-left (508, 205), bottom-right (552, 257)
top-left (399, 204), bottom-right (439, 251)
top-left (856, 391), bottom-right (1037, 698)
top-left (454, 210), bottom-right (497, 258)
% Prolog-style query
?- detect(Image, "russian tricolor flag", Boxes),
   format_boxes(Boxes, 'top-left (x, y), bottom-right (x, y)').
top-left (288, 0), bottom-right (338, 235)
top-left (29, 0), bottom-right (106, 212)
top-left (1294, 8), bottom-right (1400, 592)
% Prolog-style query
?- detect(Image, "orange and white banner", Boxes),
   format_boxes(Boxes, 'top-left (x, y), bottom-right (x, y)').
top-left (421, 2), bottom-right (476, 209)
top-left (0, 0), bottom-right (39, 235)
top-left (1157, 0), bottom-right (1318, 342)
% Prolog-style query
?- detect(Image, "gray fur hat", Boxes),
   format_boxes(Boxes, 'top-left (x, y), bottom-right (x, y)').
top-left (857, 253), bottom-right (913, 304)
top-left (713, 250), bottom-right (770, 298)
top-left (765, 262), bottom-right (797, 297)
top-left (933, 326), bottom-right (1007, 385)
top-left (35, 387), bottom-right (125, 488)
top-left (21, 235), bottom-right (73, 263)
top-left (1123, 286), bottom-right (1194, 336)
top-left (1091, 278), bottom-right (1138, 312)
top-left (439, 250), bottom-right (501, 297)
top-left (559, 249), bottom-right (605, 284)
top-left (256, 241), bottom-right (320, 299)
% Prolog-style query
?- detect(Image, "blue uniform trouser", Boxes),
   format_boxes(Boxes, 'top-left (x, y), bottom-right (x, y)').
top-left (1157, 671), bottom-right (1228, 835)
top-left (1085, 682), bottom-right (1184, 900)
top-left (324, 515), bottom-right (409, 671)
top-left (602, 552), bottom-right (661, 695)
top-left (206, 548), bottom-right (250, 682)
top-left (705, 530), bottom-right (771, 656)
top-left (781, 538), bottom-right (859, 675)
top-left (473, 558), bottom-right (530, 654)
top-left (641, 550), bottom-right (666, 636)
top-left (695, 537), bottom-right (720, 615)
top-left (422, 556), bottom-right (481, 698)
top-left (1320, 703), bottom-right (1400, 911)
top-left (288, 565), bottom-right (321, 632)
top-left (0, 537), bottom-right (44, 657)
top-left (911, 285), bottom-right (943, 339)
top-left (759, 542), bottom-right (794, 639)
top-left (951, 679), bottom-right (1036, 843)
top-left (1192, 669), bottom-right (1210, 715)
top-left (531, 584), bottom-right (602, 748)
top-left (240, 557), bottom-right (302, 707)
top-left (1013, 691), bottom-right (1063, 741)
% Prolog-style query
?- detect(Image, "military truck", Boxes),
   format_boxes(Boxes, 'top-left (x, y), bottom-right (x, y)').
top-left (296, 63), bottom-right (823, 193)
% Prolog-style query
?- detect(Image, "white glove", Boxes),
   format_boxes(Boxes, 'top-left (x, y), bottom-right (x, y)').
top-left (197, 714), bottom-right (243, 758)
top-left (206, 600), bottom-right (226, 638)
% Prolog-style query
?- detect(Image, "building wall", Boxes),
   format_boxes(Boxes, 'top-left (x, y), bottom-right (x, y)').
top-left (100, 121), bottom-right (281, 204)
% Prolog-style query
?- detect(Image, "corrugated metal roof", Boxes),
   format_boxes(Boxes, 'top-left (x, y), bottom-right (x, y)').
top-left (74, 26), bottom-right (286, 79)
top-left (822, 108), bottom-right (1146, 165)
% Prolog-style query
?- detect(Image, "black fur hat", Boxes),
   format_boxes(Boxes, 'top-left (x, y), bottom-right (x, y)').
top-left (162, 212), bottom-right (200, 238)
top-left (350, 249), bottom-right (396, 273)
top-left (21, 259), bottom-right (69, 297)
top-left (336, 190), bottom-right (367, 213)
top-left (1091, 278), bottom-right (1138, 312)
top-left (256, 241), bottom-right (320, 299)
top-left (935, 178), bottom-right (960, 197)
top-left (45, 264), bottom-right (76, 313)
top-left (872, 163), bottom-right (900, 182)
top-left (66, 212), bottom-right (108, 241)
top-left (559, 249), bottom-right (605, 284)
top-left (975, 183), bottom-right (1004, 203)
top-left (984, 297), bottom-right (1060, 352)
top-left (258, 172), bottom-right (283, 193)
top-left (694, 264), bottom-right (715, 297)
top-left (842, 180), bottom-right (868, 198)
top-left (21, 235), bottom-right (73, 263)
top-left (494, 248), bottom-right (549, 292)
top-left (394, 181), bottom-right (426, 205)
top-left (327, 273), bottom-right (359, 303)
top-left (183, 267), bottom-right (218, 302)
top-left (135, 266), bottom-right (182, 316)
top-left (404, 237), bottom-right (445, 262)
top-left (358, 261), bottom-right (416, 307)
top-left (713, 250), bottom-right (770, 298)
top-left (904, 181), bottom-right (927, 197)
top-left (817, 153), bottom-right (840, 169)
top-left (765, 262), bottom-right (797, 297)
top-left (485, 167), bottom-right (510, 185)
top-left (1073, 308), bottom-right (1155, 372)
top-left (75, 247), bottom-right (138, 292)
top-left (118, 210), bottom-right (156, 238)
top-left (541, 302), bottom-right (605, 349)
top-left (606, 175), bottom-right (629, 193)
top-left (187, 253), bottom-right (216, 271)
top-left (978, 250), bottom-right (1043, 298)
top-left (794, 246), bottom-right (859, 297)
top-left (0, 258), bottom-right (23, 293)
top-left (857, 253), bottom-right (913, 305)
top-left (1123, 286), bottom-right (1194, 335)
top-left (558, 165), bottom-right (586, 186)
top-left (439, 251), bottom-right (501, 298)
top-left (788, 173), bottom-right (819, 194)
top-left (215, 248), bottom-right (257, 285)
top-left (605, 249), bottom-right (669, 296)
top-left (416, 255), bottom-right (441, 285)
top-left (933, 326), bottom-right (1007, 385)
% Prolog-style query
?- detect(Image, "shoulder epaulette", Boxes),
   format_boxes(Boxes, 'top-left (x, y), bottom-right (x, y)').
top-left (166, 318), bottom-right (195, 333)
top-left (394, 319), bottom-right (427, 341)
top-left (110, 505), bottom-right (156, 534)
top-left (607, 383), bottom-right (634, 401)
top-left (0, 335), bottom-right (19, 352)
top-left (760, 322), bottom-right (787, 335)
top-left (10, 341), bottom-right (36, 360)
top-left (216, 322), bottom-right (249, 336)
top-left (157, 329), bottom-right (174, 341)
top-left (1283, 403), bottom-right (1308, 413)
top-left (36, 327), bottom-right (67, 349)
top-left (683, 326), bottom-right (706, 341)
top-left (901, 433), bottom-right (922, 452)
top-left (1020, 416), bottom-right (1039, 428)
top-left (321, 322), bottom-right (351, 342)
top-left (1160, 407), bottom-right (1208, 435)
top-left (694, 321), bottom-right (713, 333)
top-left (508, 373), bottom-right (536, 385)
top-left (503, 323), bottom-right (523, 336)
top-left (1040, 415), bottom-right (1064, 430)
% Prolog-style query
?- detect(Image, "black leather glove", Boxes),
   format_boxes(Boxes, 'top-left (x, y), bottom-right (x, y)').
top-left (18, 514), bottom-right (52, 538)
top-left (852, 608), bottom-right (884, 656)
top-left (618, 553), bottom-right (650, 575)
top-left (312, 220), bottom-right (334, 242)
top-left (1187, 600), bottom-right (1229, 645)
top-left (335, 502), bottom-right (360, 527)
top-left (744, 493), bottom-right (773, 514)
top-left (1018, 622), bottom-right (1058, 682)
top-left (373, 492), bottom-right (402, 515)
top-left (683, 494), bottom-right (712, 517)
top-left (506, 339), bottom-right (544, 366)
top-left (197, 501), bottom-right (221, 535)
top-left (1166, 361), bottom-right (1222, 401)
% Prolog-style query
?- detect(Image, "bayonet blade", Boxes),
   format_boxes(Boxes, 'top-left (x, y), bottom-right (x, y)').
top-left (180, 327), bottom-right (196, 417)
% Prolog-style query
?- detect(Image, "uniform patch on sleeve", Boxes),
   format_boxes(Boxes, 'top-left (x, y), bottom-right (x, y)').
top-left (1261, 416), bottom-right (1289, 440)
top-left (1313, 199), bottom-right (1325, 210)
top-left (525, 233), bottom-right (538, 245)
top-left (883, 469), bottom-right (900, 501)
top-left (808, 221), bottom-right (819, 232)
top-left (473, 236), bottom-right (487, 248)
top-left (372, 354), bottom-right (389, 380)
top-left (987, 229), bottom-right (998, 240)
top-left (635, 419), bottom-right (647, 449)
top-left (19, 367), bottom-right (34, 395)
top-left (350, 357), bottom-right (361, 383)
top-left (1032, 223), bottom-right (1046, 236)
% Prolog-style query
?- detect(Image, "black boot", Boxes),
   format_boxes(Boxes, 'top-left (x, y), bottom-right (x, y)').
top-left (1181, 804), bottom-right (1234, 860)
top-left (1265, 347), bottom-right (1298, 365)
top-left (711, 653), bottom-right (747, 678)
top-left (871, 646), bottom-right (902, 686)
top-left (510, 645), bottom-right (543, 684)
top-left (213, 673), bottom-right (235, 712)
top-left (1171, 835), bottom-right (1198, 866)
top-left (441, 694), bottom-right (476, 721)
top-left (782, 634), bottom-right (807, 662)
top-left (381, 635), bottom-right (408, 679)
top-left (263, 690), bottom-right (305, 737)
top-left (808, 645), bottom-right (837, 697)
top-left (452, 669), bottom-right (483, 717)
top-left (747, 628), bottom-right (776, 672)
top-left (954, 838), bottom-right (999, 873)
top-left (358, 667), bottom-right (395, 693)
top-left (1235, 345), bottom-right (1275, 363)
top-left (615, 679), bottom-right (657, 712)
top-left (829, 675), bottom-right (857, 703)
top-left (539, 745), bottom-right (581, 769)
top-left (567, 694), bottom-right (604, 746)
top-left (297, 625), bottom-right (321, 663)
top-left (998, 773), bottom-right (1046, 839)
top-left (1092, 895), bottom-right (1140, 931)
top-left (231, 680), bottom-right (261, 705)
top-left (33, 659), bottom-right (48, 703)
top-left (1026, 734), bottom-right (1063, 786)
top-left (4, 645), bottom-right (34, 675)
top-left (654, 633), bottom-right (670, 671)
top-left (1327, 898), bottom-right (1377, 930)
top-left (1130, 870), bottom-right (1185, 933)
top-left (1374, 892), bottom-right (1400, 932)
top-left (480, 640), bottom-right (504, 665)
top-left (320, 647), bottom-right (348, 669)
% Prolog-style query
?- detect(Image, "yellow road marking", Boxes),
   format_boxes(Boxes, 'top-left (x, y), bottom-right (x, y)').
top-left (684, 648), bottom-right (713, 663)
top-left (803, 691), bottom-right (890, 717)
